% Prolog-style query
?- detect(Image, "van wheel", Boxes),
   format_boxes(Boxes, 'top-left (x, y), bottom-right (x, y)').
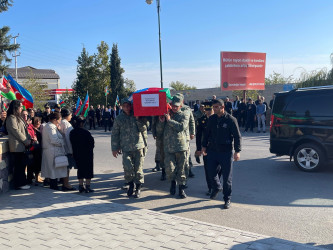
top-left (294, 143), bottom-right (324, 172)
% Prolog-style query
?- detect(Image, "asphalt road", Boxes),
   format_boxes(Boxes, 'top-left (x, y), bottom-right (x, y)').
top-left (69, 128), bottom-right (333, 249)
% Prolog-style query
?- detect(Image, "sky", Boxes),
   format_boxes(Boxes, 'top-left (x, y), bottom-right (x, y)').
top-left (1, 0), bottom-right (333, 90)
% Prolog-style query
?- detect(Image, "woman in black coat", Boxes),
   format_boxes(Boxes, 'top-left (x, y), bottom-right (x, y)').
top-left (70, 116), bottom-right (95, 193)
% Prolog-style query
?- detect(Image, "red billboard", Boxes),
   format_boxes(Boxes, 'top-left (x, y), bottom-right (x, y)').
top-left (221, 51), bottom-right (266, 91)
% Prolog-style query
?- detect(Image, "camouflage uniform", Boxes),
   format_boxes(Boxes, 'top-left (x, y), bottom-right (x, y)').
top-left (163, 110), bottom-right (190, 185)
top-left (111, 112), bottom-right (148, 184)
top-left (180, 103), bottom-right (195, 177)
top-left (151, 116), bottom-right (165, 170)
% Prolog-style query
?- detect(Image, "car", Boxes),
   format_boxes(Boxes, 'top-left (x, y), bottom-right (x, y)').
top-left (270, 85), bottom-right (333, 172)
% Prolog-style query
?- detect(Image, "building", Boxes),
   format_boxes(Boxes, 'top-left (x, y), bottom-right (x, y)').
top-left (5, 66), bottom-right (73, 105)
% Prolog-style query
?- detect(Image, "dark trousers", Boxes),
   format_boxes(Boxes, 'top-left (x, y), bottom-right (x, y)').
top-left (89, 118), bottom-right (95, 129)
top-left (238, 111), bottom-right (246, 127)
top-left (203, 155), bottom-right (222, 190)
top-left (207, 150), bottom-right (233, 201)
top-left (104, 120), bottom-right (111, 131)
top-left (11, 152), bottom-right (27, 189)
top-left (27, 148), bottom-right (42, 183)
top-left (96, 115), bottom-right (101, 127)
top-left (245, 114), bottom-right (255, 131)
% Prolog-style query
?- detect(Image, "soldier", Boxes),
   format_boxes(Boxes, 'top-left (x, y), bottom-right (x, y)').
top-left (162, 95), bottom-right (190, 199)
top-left (193, 103), bottom-right (205, 122)
top-left (195, 101), bottom-right (221, 196)
top-left (151, 116), bottom-right (166, 180)
top-left (111, 98), bottom-right (148, 198)
top-left (202, 99), bottom-right (241, 209)
top-left (175, 93), bottom-right (195, 178)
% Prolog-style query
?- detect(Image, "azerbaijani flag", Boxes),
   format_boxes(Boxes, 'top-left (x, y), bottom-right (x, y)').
top-left (75, 97), bottom-right (82, 116)
top-left (115, 94), bottom-right (120, 106)
top-left (105, 86), bottom-right (110, 96)
top-left (59, 99), bottom-right (65, 107)
top-left (2, 102), bottom-right (8, 111)
top-left (6, 74), bottom-right (34, 109)
top-left (1, 76), bottom-right (16, 100)
top-left (128, 87), bottom-right (172, 102)
top-left (79, 92), bottom-right (89, 118)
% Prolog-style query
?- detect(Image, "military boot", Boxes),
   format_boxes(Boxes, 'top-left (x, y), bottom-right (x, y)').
top-left (127, 181), bottom-right (135, 197)
top-left (170, 180), bottom-right (176, 195)
top-left (134, 183), bottom-right (142, 198)
top-left (179, 185), bottom-right (187, 199)
top-left (160, 168), bottom-right (166, 181)
top-left (152, 161), bottom-right (160, 172)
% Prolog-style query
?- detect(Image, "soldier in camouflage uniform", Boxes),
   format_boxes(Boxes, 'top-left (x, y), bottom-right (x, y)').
top-left (193, 103), bottom-right (205, 122)
top-left (162, 95), bottom-right (190, 199)
top-left (175, 93), bottom-right (195, 179)
top-left (151, 116), bottom-right (166, 180)
top-left (111, 98), bottom-right (148, 198)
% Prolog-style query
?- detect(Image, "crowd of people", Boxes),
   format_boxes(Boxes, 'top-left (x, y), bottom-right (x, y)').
top-left (1, 100), bottom-right (94, 192)
top-left (0, 93), bottom-right (271, 209)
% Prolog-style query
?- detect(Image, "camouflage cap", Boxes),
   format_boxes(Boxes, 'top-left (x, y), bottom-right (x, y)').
top-left (121, 97), bottom-right (131, 105)
top-left (171, 95), bottom-right (183, 106)
top-left (175, 93), bottom-right (184, 99)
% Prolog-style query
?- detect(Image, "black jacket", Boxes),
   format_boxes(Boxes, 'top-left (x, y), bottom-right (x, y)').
top-left (202, 112), bottom-right (241, 153)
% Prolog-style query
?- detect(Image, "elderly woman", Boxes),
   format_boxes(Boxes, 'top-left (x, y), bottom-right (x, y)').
top-left (41, 112), bottom-right (67, 190)
top-left (59, 108), bottom-right (76, 191)
top-left (70, 116), bottom-right (95, 193)
top-left (5, 100), bottom-right (32, 190)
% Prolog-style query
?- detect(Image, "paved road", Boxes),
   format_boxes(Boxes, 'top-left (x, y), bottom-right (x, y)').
top-left (67, 129), bottom-right (333, 249)
top-left (0, 188), bottom-right (320, 250)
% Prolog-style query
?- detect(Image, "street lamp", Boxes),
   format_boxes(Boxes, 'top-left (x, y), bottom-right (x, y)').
top-left (146, 0), bottom-right (163, 88)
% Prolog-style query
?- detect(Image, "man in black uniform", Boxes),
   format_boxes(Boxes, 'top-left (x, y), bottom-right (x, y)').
top-left (224, 97), bottom-right (233, 115)
top-left (195, 101), bottom-right (221, 196)
top-left (202, 99), bottom-right (241, 209)
top-left (95, 105), bottom-right (101, 127)
top-left (88, 105), bottom-right (95, 130)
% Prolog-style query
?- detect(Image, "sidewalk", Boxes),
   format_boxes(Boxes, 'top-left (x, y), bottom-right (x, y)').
top-left (0, 187), bottom-right (322, 250)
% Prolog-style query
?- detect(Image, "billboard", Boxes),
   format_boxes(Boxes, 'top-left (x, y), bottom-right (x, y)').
top-left (221, 51), bottom-right (266, 91)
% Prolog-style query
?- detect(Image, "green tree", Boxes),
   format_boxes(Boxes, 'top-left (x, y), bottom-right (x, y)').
top-left (232, 90), bottom-right (259, 101)
top-left (0, 0), bottom-right (13, 13)
top-left (124, 78), bottom-right (136, 97)
top-left (72, 47), bottom-right (98, 106)
top-left (110, 43), bottom-right (126, 104)
top-left (0, 26), bottom-right (19, 75)
top-left (296, 68), bottom-right (333, 88)
top-left (22, 72), bottom-right (50, 110)
top-left (169, 81), bottom-right (196, 90)
top-left (94, 41), bottom-right (110, 106)
top-left (59, 88), bottom-right (75, 109)
top-left (265, 72), bottom-right (293, 85)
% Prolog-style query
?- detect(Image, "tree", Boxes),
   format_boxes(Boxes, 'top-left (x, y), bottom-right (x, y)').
top-left (72, 47), bottom-right (98, 106)
top-left (296, 68), bottom-right (333, 88)
top-left (0, 0), bottom-right (13, 13)
top-left (59, 89), bottom-right (75, 109)
top-left (23, 71), bottom-right (50, 110)
top-left (110, 43), bottom-right (126, 104)
top-left (169, 81), bottom-right (196, 90)
top-left (94, 41), bottom-right (110, 106)
top-left (265, 72), bottom-right (293, 85)
top-left (0, 26), bottom-right (19, 75)
top-left (124, 78), bottom-right (136, 97)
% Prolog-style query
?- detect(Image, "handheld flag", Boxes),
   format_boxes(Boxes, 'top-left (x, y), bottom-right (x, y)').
top-left (75, 98), bottom-right (83, 116)
top-left (115, 95), bottom-right (120, 106)
top-left (59, 99), bottom-right (65, 107)
top-left (1, 76), bottom-right (16, 100)
top-left (2, 102), bottom-right (8, 111)
top-left (6, 74), bottom-right (34, 109)
top-left (105, 86), bottom-right (110, 96)
top-left (78, 92), bottom-right (89, 118)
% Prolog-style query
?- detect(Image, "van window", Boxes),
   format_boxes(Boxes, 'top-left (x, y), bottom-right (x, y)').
top-left (284, 92), bottom-right (333, 117)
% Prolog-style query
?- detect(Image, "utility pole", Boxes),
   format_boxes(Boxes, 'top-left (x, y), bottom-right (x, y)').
top-left (11, 34), bottom-right (20, 82)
